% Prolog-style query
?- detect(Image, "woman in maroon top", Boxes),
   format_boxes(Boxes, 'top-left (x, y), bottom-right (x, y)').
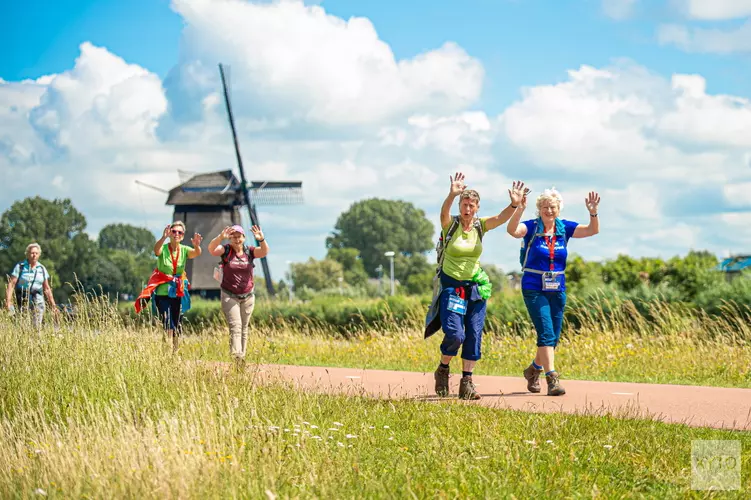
top-left (208, 224), bottom-right (269, 361)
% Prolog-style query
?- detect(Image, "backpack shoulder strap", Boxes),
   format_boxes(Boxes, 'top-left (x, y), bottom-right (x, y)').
top-left (474, 218), bottom-right (485, 241)
top-left (520, 219), bottom-right (539, 269)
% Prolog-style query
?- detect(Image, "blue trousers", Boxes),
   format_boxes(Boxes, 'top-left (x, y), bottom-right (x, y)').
top-left (439, 273), bottom-right (487, 361)
top-left (522, 289), bottom-right (567, 347)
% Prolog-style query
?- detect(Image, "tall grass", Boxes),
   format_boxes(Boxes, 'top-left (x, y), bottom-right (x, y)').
top-left (1, 314), bottom-right (750, 498)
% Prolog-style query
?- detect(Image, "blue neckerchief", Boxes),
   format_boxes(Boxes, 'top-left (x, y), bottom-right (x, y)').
top-left (535, 217), bottom-right (566, 237)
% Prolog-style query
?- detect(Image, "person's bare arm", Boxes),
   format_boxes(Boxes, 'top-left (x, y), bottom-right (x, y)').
top-left (154, 225), bottom-right (170, 256)
top-left (250, 226), bottom-right (269, 259)
top-left (572, 192), bottom-right (601, 238)
top-left (5, 276), bottom-right (17, 310)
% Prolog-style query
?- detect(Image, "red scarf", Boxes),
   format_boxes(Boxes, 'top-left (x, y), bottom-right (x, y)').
top-left (134, 269), bottom-right (185, 313)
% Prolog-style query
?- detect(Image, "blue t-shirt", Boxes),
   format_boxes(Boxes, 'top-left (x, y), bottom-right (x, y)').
top-left (520, 219), bottom-right (578, 291)
top-left (11, 260), bottom-right (50, 293)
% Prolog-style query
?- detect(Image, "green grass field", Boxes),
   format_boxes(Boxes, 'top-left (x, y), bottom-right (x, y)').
top-left (1, 307), bottom-right (750, 498)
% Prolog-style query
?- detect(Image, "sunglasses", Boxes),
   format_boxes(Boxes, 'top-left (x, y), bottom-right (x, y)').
top-left (171, 229), bottom-right (184, 235)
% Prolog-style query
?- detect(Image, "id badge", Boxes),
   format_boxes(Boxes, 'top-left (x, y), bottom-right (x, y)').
top-left (446, 294), bottom-right (468, 315)
top-left (542, 272), bottom-right (561, 291)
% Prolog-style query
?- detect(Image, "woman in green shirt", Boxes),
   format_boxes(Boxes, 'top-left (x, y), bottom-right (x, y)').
top-left (433, 172), bottom-right (528, 400)
top-left (152, 221), bottom-right (202, 351)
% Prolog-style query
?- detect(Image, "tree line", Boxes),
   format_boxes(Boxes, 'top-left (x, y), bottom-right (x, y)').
top-left (0, 196), bottom-right (728, 303)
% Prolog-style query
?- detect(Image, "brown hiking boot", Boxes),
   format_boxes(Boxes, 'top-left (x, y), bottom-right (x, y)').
top-left (434, 365), bottom-right (450, 397)
top-left (523, 364), bottom-right (543, 393)
top-left (545, 371), bottom-right (566, 396)
top-left (458, 376), bottom-right (481, 400)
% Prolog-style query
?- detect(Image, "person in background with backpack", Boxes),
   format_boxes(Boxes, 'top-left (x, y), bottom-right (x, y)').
top-left (4, 242), bottom-right (59, 328)
top-left (208, 224), bottom-right (268, 363)
top-left (429, 172), bottom-right (528, 400)
top-left (507, 187), bottom-right (600, 396)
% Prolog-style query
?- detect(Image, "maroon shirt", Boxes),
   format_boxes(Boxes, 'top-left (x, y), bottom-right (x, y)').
top-left (220, 244), bottom-right (255, 295)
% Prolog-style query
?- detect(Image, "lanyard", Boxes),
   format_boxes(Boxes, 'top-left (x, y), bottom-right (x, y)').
top-left (170, 245), bottom-right (180, 275)
top-left (544, 234), bottom-right (556, 271)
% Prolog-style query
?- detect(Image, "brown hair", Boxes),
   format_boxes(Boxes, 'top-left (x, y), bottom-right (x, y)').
top-left (459, 189), bottom-right (480, 204)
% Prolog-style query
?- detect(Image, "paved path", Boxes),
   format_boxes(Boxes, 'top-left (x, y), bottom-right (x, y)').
top-left (236, 364), bottom-right (751, 431)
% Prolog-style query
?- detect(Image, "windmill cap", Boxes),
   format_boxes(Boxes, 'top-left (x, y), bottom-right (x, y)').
top-left (229, 225), bottom-right (245, 235)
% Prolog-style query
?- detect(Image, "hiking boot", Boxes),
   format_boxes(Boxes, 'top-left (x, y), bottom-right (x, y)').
top-left (523, 364), bottom-right (543, 393)
top-left (545, 371), bottom-right (566, 396)
top-left (458, 376), bottom-right (481, 400)
top-left (434, 365), bottom-right (450, 397)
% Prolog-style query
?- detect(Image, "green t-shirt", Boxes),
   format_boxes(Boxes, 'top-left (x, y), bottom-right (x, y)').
top-left (441, 218), bottom-right (488, 281)
top-left (154, 243), bottom-right (192, 296)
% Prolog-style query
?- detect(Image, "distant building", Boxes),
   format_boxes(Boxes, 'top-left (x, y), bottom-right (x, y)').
top-left (716, 255), bottom-right (751, 281)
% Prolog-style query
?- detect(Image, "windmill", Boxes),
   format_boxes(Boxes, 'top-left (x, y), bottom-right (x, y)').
top-left (131, 64), bottom-right (304, 298)
top-left (217, 63), bottom-right (304, 297)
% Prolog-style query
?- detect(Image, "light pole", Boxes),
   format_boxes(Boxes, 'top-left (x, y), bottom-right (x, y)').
top-left (384, 251), bottom-right (395, 296)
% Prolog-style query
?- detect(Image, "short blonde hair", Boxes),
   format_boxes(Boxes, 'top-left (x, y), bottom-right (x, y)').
top-left (170, 221), bottom-right (186, 232)
top-left (459, 189), bottom-right (481, 205)
top-left (25, 243), bottom-right (42, 257)
top-left (536, 188), bottom-right (564, 216)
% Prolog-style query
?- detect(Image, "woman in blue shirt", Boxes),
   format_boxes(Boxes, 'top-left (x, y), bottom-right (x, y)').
top-left (507, 188), bottom-right (600, 396)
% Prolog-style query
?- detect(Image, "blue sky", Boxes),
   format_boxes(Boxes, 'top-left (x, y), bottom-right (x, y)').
top-left (4, 0), bottom-right (749, 108)
top-left (2, 0), bottom-right (751, 280)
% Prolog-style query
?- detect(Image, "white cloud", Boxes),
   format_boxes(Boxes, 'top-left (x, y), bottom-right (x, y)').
top-left (677, 0), bottom-right (751, 20)
top-left (658, 20), bottom-right (751, 54)
top-left (168, 0), bottom-right (483, 126)
top-left (3, 0), bottom-right (751, 280)
top-left (602, 0), bottom-right (638, 20)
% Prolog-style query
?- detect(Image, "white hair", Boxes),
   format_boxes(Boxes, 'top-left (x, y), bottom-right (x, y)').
top-left (535, 187), bottom-right (564, 216)
top-left (25, 242), bottom-right (42, 256)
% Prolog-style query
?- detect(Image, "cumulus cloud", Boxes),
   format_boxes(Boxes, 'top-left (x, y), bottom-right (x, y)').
top-left (658, 20), bottom-right (751, 54)
top-left (602, 0), bottom-right (638, 20)
top-left (166, 0), bottom-right (483, 127)
top-left (676, 0), bottom-right (751, 20)
top-left (2, 0), bottom-right (751, 278)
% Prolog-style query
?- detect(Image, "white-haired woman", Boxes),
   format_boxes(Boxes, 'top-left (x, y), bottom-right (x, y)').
top-left (5, 243), bottom-right (58, 328)
top-left (507, 187), bottom-right (600, 396)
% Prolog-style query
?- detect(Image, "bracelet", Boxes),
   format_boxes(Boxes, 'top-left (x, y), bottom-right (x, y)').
top-left (257, 238), bottom-right (265, 242)
top-left (511, 205), bottom-right (518, 209)
top-left (590, 213), bottom-right (598, 217)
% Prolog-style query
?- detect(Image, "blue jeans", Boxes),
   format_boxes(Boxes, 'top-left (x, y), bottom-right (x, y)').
top-left (439, 273), bottom-right (487, 361)
top-left (522, 290), bottom-right (567, 347)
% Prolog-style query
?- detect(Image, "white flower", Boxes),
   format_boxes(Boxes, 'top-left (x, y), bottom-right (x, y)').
top-left (388, 437), bottom-right (394, 441)
top-left (626, 343), bottom-right (634, 349)
top-left (475, 456), bottom-right (489, 460)
top-left (310, 425), bottom-right (318, 429)
top-left (268, 426), bottom-right (280, 431)
top-left (337, 442), bottom-right (345, 447)
top-left (312, 436), bottom-right (322, 440)
top-left (383, 425), bottom-right (390, 429)
top-left (328, 428), bottom-right (339, 432)
top-left (524, 440), bottom-right (536, 445)
top-left (369, 426), bottom-right (375, 429)
top-left (302, 421), bottom-right (311, 425)
top-left (345, 434), bottom-right (358, 439)
top-left (603, 445), bottom-right (613, 449)
top-left (546, 440), bottom-right (554, 444)
top-left (333, 422), bottom-right (344, 427)
top-left (34, 489), bottom-right (46, 497)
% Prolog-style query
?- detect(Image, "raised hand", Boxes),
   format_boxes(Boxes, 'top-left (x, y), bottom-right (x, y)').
top-left (220, 226), bottom-right (233, 239)
top-left (162, 225), bottom-right (171, 240)
top-left (585, 192), bottom-right (601, 215)
top-left (449, 172), bottom-right (466, 196)
top-left (250, 225), bottom-right (264, 242)
top-left (191, 232), bottom-right (203, 247)
top-left (508, 181), bottom-right (530, 207)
